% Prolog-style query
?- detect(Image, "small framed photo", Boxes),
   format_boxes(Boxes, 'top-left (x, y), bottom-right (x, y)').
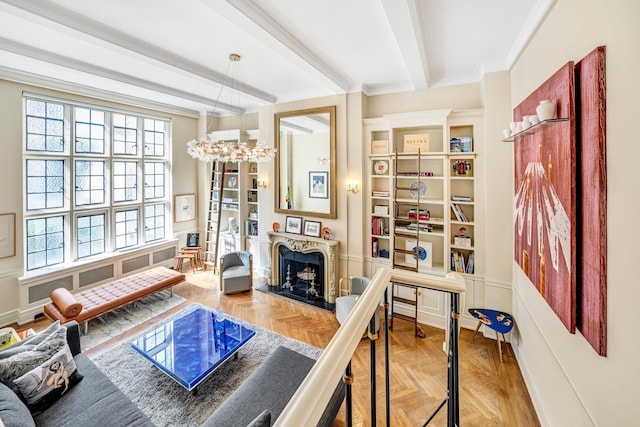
top-left (285, 216), bottom-right (303, 234)
top-left (309, 171), bottom-right (328, 199)
top-left (303, 220), bottom-right (322, 238)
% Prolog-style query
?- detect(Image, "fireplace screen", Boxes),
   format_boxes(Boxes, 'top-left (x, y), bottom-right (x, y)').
top-left (278, 246), bottom-right (325, 300)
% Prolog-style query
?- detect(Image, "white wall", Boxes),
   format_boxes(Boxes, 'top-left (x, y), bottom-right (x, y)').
top-left (0, 79), bottom-right (199, 323)
top-left (509, 0), bottom-right (640, 425)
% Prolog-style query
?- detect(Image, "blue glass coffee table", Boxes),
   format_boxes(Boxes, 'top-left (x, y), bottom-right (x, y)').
top-left (131, 303), bottom-right (255, 393)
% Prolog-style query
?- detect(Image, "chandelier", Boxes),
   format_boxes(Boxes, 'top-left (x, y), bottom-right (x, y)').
top-left (186, 54), bottom-right (276, 163)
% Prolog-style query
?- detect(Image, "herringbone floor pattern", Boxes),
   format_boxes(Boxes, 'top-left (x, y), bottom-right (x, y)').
top-left (19, 270), bottom-right (539, 427)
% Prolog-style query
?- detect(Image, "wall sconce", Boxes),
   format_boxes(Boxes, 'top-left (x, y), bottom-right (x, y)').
top-left (347, 182), bottom-right (359, 194)
top-left (257, 178), bottom-right (268, 188)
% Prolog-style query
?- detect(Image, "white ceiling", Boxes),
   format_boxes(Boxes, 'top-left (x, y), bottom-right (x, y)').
top-left (0, 0), bottom-right (552, 117)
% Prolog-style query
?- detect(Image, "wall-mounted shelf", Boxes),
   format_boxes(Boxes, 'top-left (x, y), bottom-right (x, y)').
top-left (502, 118), bottom-right (569, 142)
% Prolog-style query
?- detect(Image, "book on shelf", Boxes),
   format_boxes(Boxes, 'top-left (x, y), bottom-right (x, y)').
top-left (452, 195), bottom-right (472, 202)
top-left (371, 217), bottom-right (386, 236)
top-left (371, 139), bottom-right (389, 154)
top-left (372, 191), bottom-right (390, 197)
top-left (466, 252), bottom-right (475, 274)
top-left (460, 136), bottom-right (473, 152)
top-left (449, 138), bottom-right (461, 152)
top-left (450, 203), bottom-right (469, 222)
top-left (451, 250), bottom-right (466, 273)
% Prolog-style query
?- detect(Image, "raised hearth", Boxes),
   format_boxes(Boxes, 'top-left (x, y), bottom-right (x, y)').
top-left (267, 232), bottom-right (339, 308)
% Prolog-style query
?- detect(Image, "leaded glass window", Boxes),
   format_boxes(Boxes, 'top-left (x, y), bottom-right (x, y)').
top-left (75, 107), bottom-right (105, 154)
top-left (144, 119), bottom-right (165, 156)
top-left (77, 213), bottom-right (105, 258)
top-left (26, 216), bottom-right (64, 269)
top-left (113, 161), bottom-right (138, 202)
top-left (25, 100), bottom-right (64, 152)
top-left (113, 114), bottom-right (138, 155)
top-left (144, 204), bottom-right (165, 242)
top-left (26, 159), bottom-right (64, 210)
top-left (115, 209), bottom-right (138, 249)
top-left (144, 162), bottom-right (165, 199)
top-left (75, 160), bottom-right (105, 206)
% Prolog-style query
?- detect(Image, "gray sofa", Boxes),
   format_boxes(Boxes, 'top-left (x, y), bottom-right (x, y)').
top-left (0, 322), bottom-right (344, 427)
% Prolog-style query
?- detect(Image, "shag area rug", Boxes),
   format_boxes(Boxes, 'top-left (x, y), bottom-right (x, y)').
top-left (90, 313), bottom-right (322, 427)
top-left (80, 290), bottom-right (186, 350)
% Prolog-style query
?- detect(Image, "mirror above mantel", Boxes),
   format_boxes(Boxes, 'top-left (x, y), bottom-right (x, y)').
top-left (274, 106), bottom-right (336, 219)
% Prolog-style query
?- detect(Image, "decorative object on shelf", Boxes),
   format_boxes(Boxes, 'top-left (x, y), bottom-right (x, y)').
top-left (536, 99), bottom-right (557, 121)
top-left (373, 160), bottom-right (388, 175)
top-left (503, 128), bottom-right (511, 138)
top-left (409, 181), bottom-right (427, 198)
top-left (452, 160), bottom-right (472, 176)
top-left (228, 177), bottom-right (237, 188)
top-left (228, 217), bottom-right (239, 235)
top-left (309, 171), bottom-right (328, 199)
top-left (528, 114), bottom-right (540, 125)
top-left (272, 222), bottom-right (280, 232)
top-left (285, 216), bottom-right (303, 234)
top-left (321, 226), bottom-right (333, 240)
top-left (371, 139), bottom-right (389, 155)
top-left (403, 134), bottom-right (429, 153)
top-left (185, 54), bottom-right (276, 163)
top-left (303, 220), bottom-right (322, 238)
top-left (405, 239), bottom-right (432, 270)
top-left (249, 163), bottom-right (257, 173)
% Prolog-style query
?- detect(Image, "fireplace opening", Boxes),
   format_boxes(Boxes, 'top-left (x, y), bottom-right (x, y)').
top-left (263, 246), bottom-right (334, 311)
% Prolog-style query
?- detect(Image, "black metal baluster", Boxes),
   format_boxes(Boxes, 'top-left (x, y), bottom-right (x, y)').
top-left (384, 288), bottom-right (391, 427)
top-left (344, 361), bottom-right (353, 427)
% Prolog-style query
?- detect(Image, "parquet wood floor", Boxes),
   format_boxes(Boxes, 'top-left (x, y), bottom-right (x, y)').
top-left (15, 271), bottom-right (540, 427)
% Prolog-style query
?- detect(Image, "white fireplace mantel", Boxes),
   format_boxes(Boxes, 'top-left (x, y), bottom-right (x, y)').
top-left (267, 232), bottom-right (339, 303)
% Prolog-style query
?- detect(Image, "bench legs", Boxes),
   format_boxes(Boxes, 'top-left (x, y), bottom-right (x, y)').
top-left (83, 321), bottom-right (89, 335)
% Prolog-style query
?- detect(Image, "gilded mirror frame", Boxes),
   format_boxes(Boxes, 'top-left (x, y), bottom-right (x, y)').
top-left (274, 105), bottom-right (336, 219)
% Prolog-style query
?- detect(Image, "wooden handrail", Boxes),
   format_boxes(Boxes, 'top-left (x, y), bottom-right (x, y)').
top-left (274, 268), bottom-right (466, 426)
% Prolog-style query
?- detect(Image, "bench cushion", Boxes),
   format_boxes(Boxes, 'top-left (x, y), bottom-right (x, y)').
top-left (43, 267), bottom-right (185, 324)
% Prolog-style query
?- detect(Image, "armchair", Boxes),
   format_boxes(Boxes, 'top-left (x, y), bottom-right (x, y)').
top-left (335, 276), bottom-right (380, 332)
top-left (219, 251), bottom-right (253, 294)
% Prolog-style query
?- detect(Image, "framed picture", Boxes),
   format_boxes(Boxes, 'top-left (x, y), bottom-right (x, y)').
top-left (285, 216), bottom-right (303, 234)
top-left (303, 220), bottom-right (321, 238)
top-left (309, 171), bottom-right (328, 199)
top-left (174, 194), bottom-right (196, 223)
top-left (0, 213), bottom-right (16, 259)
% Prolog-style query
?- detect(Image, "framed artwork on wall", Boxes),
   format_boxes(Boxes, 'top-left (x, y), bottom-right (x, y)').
top-left (0, 213), bottom-right (16, 259)
top-left (174, 194), bottom-right (196, 223)
top-left (285, 216), bottom-right (302, 234)
top-left (309, 171), bottom-right (328, 199)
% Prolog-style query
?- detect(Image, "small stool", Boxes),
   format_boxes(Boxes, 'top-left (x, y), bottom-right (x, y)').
top-left (174, 253), bottom-right (197, 273)
top-left (468, 308), bottom-right (514, 363)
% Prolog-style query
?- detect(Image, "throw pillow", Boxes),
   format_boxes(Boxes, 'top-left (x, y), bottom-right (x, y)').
top-left (0, 321), bottom-right (61, 359)
top-left (246, 409), bottom-right (271, 427)
top-left (0, 326), bottom-right (67, 388)
top-left (13, 344), bottom-right (83, 415)
top-left (0, 382), bottom-right (35, 427)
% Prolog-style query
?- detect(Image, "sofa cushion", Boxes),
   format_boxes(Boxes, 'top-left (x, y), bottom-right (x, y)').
top-left (0, 382), bottom-right (35, 427)
top-left (246, 409), bottom-right (271, 427)
top-left (0, 327), bottom-right (67, 390)
top-left (0, 322), bottom-right (61, 359)
top-left (33, 353), bottom-right (153, 427)
top-left (13, 344), bottom-right (83, 415)
top-left (202, 346), bottom-right (344, 427)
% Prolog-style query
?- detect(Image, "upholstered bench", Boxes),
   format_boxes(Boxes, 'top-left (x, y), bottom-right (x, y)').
top-left (43, 266), bottom-right (185, 332)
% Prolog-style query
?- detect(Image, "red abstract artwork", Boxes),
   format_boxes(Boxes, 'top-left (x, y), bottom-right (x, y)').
top-left (513, 63), bottom-right (577, 333)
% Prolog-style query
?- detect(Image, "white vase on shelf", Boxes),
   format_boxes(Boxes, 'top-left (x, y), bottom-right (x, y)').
top-left (536, 100), bottom-right (556, 121)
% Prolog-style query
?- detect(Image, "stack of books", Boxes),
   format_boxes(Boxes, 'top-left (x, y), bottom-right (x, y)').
top-left (372, 191), bottom-right (390, 197)
top-left (450, 203), bottom-right (469, 222)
